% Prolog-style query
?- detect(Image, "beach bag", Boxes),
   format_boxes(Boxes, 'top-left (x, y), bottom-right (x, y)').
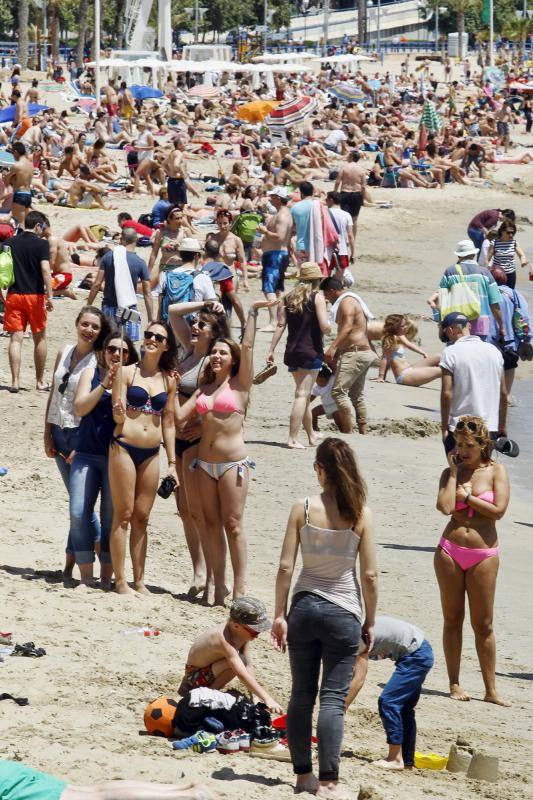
top-left (0, 248), bottom-right (14, 290)
top-left (511, 291), bottom-right (529, 341)
top-left (161, 270), bottom-right (197, 321)
top-left (438, 264), bottom-right (481, 321)
top-left (231, 212), bottom-right (262, 245)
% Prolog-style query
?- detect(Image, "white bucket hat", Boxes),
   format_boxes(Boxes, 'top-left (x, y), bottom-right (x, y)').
top-left (179, 237), bottom-right (202, 252)
top-left (454, 239), bottom-right (479, 258)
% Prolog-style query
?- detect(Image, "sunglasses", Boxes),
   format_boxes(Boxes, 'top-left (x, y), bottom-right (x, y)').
top-left (456, 420), bottom-right (480, 433)
top-left (144, 330), bottom-right (167, 344)
top-left (242, 624), bottom-right (260, 638)
top-left (106, 345), bottom-right (129, 356)
top-left (191, 316), bottom-right (210, 330)
top-left (58, 371), bottom-right (70, 395)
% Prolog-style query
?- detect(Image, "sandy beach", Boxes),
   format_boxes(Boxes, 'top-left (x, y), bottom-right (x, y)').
top-left (1, 59), bottom-right (533, 799)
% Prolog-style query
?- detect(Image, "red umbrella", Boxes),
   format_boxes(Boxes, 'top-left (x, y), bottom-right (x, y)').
top-left (417, 122), bottom-right (428, 157)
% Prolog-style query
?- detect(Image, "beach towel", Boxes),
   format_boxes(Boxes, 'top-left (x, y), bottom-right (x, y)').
top-left (113, 245), bottom-right (137, 309)
top-left (329, 291), bottom-right (374, 326)
top-left (309, 199), bottom-right (339, 275)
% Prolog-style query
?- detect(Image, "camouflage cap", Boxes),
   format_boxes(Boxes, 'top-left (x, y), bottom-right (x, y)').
top-left (229, 596), bottom-right (271, 632)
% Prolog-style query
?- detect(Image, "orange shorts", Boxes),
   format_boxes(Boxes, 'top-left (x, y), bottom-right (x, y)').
top-left (4, 293), bottom-right (47, 333)
top-left (14, 117), bottom-right (31, 139)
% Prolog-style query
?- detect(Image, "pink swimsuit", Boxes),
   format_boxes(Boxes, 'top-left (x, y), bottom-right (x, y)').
top-left (439, 491), bottom-right (499, 571)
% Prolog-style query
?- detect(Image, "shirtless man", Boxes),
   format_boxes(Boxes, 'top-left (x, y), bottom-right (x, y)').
top-left (58, 146), bottom-right (82, 179)
top-left (334, 149), bottom-right (367, 242)
top-left (321, 276), bottom-right (374, 434)
top-left (102, 81), bottom-right (119, 136)
top-left (178, 597), bottom-right (282, 713)
top-left (11, 89), bottom-right (31, 141)
top-left (496, 102), bottom-right (513, 152)
top-left (42, 220), bottom-right (78, 299)
top-left (68, 165), bottom-right (113, 211)
top-left (164, 137), bottom-right (199, 206)
top-left (257, 187), bottom-right (292, 331)
top-left (6, 141), bottom-right (33, 226)
top-left (24, 79), bottom-right (40, 104)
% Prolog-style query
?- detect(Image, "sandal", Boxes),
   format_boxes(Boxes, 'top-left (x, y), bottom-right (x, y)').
top-left (253, 364), bottom-right (277, 385)
top-left (11, 642), bottom-right (46, 658)
top-left (494, 437), bottom-right (520, 458)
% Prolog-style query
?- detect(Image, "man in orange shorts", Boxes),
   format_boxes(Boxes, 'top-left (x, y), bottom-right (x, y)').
top-left (2, 210), bottom-right (54, 392)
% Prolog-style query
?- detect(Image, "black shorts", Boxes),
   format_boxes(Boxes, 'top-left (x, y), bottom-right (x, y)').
top-left (339, 191), bottom-right (363, 219)
top-left (13, 190), bottom-right (32, 209)
top-left (175, 436), bottom-right (200, 458)
top-left (167, 177), bottom-right (187, 206)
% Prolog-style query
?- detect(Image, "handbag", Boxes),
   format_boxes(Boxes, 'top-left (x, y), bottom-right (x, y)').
top-left (438, 264), bottom-right (481, 321)
top-left (0, 247), bottom-right (14, 291)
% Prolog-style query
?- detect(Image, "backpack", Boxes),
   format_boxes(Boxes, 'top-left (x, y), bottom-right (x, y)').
top-left (138, 213), bottom-right (153, 228)
top-left (161, 270), bottom-right (196, 321)
top-left (231, 212), bottom-right (262, 245)
top-left (0, 247), bottom-right (14, 291)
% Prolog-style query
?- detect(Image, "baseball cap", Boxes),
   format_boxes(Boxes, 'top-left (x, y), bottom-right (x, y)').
top-left (230, 596), bottom-right (271, 632)
top-left (268, 187), bottom-right (289, 199)
top-left (441, 312), bottom-right (469, 328)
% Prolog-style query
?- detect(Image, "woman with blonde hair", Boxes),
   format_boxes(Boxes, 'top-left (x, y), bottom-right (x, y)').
top-left (372, 314), bottom-right (441, 387)
top-left (435, 415), bottom-right (510, 706)
top-left (267, 262), bottom-right (331, 449)
top-left (271, 437), bottom-right (377, 797)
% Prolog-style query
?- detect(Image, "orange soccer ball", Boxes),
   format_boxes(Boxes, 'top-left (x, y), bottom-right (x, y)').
top-left (144, 695), bottom-right (179, 737)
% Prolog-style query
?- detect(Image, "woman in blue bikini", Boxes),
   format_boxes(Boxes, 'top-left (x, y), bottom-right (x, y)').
top-left (109, 320), bottom-right (177, 596)
top-left (175, 298), bottom-right (277, 606)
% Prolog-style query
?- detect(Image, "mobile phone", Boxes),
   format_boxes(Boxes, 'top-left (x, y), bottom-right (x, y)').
top-left (117, 306), bottom-right (142, 325)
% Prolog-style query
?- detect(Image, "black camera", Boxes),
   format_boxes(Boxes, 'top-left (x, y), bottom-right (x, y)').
top-left (157, 476), bottom-right (177, 499)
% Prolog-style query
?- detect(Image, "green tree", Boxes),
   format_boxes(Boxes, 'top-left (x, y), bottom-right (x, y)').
top-left (18, 0), bottom-right (30, 67)
top-left (77, 0), bottom-right (89, 64)
top-left (271, 0), bottom-right (291, 31)
top-left (503, 14), bottom-right (533, 60)
top-left (358, 0), bottom-right (366, 47)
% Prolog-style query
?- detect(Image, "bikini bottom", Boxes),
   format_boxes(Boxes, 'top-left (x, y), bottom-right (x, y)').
top-left (189, 456), bottom-right (255, 481)
top-left (112, 436), bottom-right (160, 468)
top-left (438, 537), bottom-right (499, 571)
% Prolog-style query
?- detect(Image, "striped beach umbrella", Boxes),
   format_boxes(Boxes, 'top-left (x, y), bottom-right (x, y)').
top-left (265, 96), bottom-right (317, 130)
top-left (419, 99), bottom-right (442, 133)
top-left (328, 83), bottom-right (369, 104)
top-left (187, 85), bottom-right (220, 98)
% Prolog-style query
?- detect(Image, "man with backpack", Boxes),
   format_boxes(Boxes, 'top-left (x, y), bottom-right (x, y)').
top-left (157, 237), bottom-right (216, 321)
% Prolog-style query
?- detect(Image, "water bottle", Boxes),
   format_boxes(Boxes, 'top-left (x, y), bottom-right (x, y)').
top-left (121, 627), bottom-right (160, 637)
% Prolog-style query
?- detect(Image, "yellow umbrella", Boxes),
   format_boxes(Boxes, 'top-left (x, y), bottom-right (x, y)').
top-left (236, 100), bottom-right (279, 123)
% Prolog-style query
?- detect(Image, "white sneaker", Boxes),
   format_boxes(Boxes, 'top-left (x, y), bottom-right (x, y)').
top-left (216, 731), bottom-right (240, 754)
top-left (249, 741), bottom-right (292, 762)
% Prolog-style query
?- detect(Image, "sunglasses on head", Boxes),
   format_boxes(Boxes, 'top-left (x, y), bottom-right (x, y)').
top-left (58, 371), bottom-right (70, 395)
top-left (106, 345), bottom-right (129, 356)
top-left (144, 330), bottom-right (167, 343)
top-left (456, 419), bottom-right (480, 433)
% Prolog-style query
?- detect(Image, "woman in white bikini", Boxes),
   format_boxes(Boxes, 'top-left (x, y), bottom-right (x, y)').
top-left (175, 298), bottom-right (277, 606)
top-left (372, 314), bottom-right (441, 387)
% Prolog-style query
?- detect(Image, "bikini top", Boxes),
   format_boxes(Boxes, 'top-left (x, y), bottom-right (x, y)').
top-left (179, 356), bottom-right (206, 398)
top-left (388, 346), bottom-right (405, 361)
top-left (455, 491), bottom-right (494, 518)
top-left (126, 365), bottom-right (167, 416)
top-left (195, 382), bottom-right (243, 416)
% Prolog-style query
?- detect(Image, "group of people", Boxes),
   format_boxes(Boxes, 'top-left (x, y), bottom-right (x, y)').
top-left (0, 47), bottom-right (529, 800)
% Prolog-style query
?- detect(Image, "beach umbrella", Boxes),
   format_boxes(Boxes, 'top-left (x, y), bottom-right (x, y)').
top-left (237, 100), bottom-right (279, 123)
top-left (265, 96), bottom-right (317, 130)
top-left (0, 103), bottom-right (49, 124)
top-left (328, 83), bottom-right (369, 104)
top-left (0, 150), bottom-right (15, 165)
top-left (419, 99), bottom-right (442, 133)
top-left (187, 85), bottom-right (220, 98)
top-left (509, 81), bottom-right (533, 93)
top-left (129, 85), bottom-right (164, 100)
top-left (366, 79), bottom-right (382, 91)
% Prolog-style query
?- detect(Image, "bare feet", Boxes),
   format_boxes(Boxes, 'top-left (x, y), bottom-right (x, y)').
top-left (36, 382), bottom-right (51, 392)
top-left (450, 683), bottom-right (470, 701)
top-left (134, 582), bottom-right (151, 595)
top-left (287, 440), bottom-right (306, 449)
top-left (259, 325), bottom-right (276, 333)
top-left (115, 579), bottom-right (138, 596)
top-left (295, 773), bottom-right (319, 794)
top-left (484, 693), bottom-right (511, 707)
top-left (62, 574), bottom-right (77, 588)
top-left (308, 434), bottom-right (322, 446)
top-left (372, 758), bottom-right (404, 770)
top-left (187, 582), bottom-right (206, 599)
top-left (316, 782), bottom-right (355, 800)
top-left (75, 581), bottom-right (97, 591)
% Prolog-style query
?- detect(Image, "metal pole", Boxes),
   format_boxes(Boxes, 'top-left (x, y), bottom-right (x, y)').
top-left (263, 0), bottom-right (268, 52)
top-left (377, 0), bottom-right (381, 53)
top-left (435, 4), bottom-right (438, 53)
top-left (195, 0), bottom-right (199, 44)
top-left (489, 0), bottom-right (494, 66)
top-left (95, 0), bottom-right (101, 110)
top-left (324, 0), bottom-right (330, 47)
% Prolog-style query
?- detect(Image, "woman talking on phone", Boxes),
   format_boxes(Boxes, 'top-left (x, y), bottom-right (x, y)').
top-left (435, 415), bottom-right (510, 705)
top-left (109, 320), bottom-right (177, 595)
top-left (175, 299), bottom-right (277, 606)
top-left (271, 438), bottom-right (377, 799)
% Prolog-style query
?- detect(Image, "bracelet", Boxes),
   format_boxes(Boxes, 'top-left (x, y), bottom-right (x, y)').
top-left (168, 460), bottom-right (176, 465)
top-left (99, 382), bottom-right (109, 391)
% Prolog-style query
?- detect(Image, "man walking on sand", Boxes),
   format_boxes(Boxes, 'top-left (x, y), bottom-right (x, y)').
top-left (5, 141), bottom-right (33, 228)
top-left (321, 277), bottom-right (374, 434)
top-left (164, 137), bottom-right (200, 206)
top-left (2, 210), bottom-right (53, 392)
top-left (334, 149), bottom-right (366, 247)
top-left (257, 187), bottom-right (292, 331)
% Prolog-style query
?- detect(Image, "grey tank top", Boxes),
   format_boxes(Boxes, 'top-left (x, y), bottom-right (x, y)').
top-left (292, 497), bottom-right (362, 620)
top-left (179, 355), bottom-right (206, 397)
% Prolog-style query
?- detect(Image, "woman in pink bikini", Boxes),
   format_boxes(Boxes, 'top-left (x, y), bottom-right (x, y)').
top-left (175, 298), bottom-right (278, 606)
top-left (435, 415), bottom-right (510, 706)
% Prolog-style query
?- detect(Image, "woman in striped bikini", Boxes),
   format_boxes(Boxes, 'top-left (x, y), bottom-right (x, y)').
top-left (487, 221), bottom-right (529, 290)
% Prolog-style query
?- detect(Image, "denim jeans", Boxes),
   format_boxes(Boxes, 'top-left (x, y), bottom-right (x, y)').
top-left (70, 453), bottom-right (112, 565)
top-left (378, 639), bottom-right (434, 767)
top-left (287, 592), bottom-right (361, 782)
top-left (467, 226), bottom-right (484, 260)
top-left (51, 425), bottom-right (99, 560)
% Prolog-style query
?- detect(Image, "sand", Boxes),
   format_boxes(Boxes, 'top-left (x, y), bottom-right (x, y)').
top-left (0, 57), bottom-right (533, 800)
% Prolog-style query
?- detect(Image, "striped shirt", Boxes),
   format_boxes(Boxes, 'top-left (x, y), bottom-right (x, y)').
top-left (492, 237), bottom-right (517, 275)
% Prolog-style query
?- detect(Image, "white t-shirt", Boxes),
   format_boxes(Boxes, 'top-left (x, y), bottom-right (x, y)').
top-left (327, 207), bottom-right (352, 257)
top-left (439, 336), bottom-right (503, 432)
top-left (312, 375), bottom-right (337, 417)
top-left (324, 129), bottom-right (347, 149)
top-left (159, 265), bottom-right (216, 303)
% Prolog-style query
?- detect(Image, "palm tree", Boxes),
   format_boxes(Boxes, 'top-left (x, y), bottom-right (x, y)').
top-left (49, 0), bottom-right (61, 61)
top-left (447, 0), bottom-right (482, 59)
top-left (18, 0), bottom-right (30, 68)
top-left (503, 16), bottom-right (532, 63)
top-left (358, 0), bottom-right (366, 48)
top-left (77, 0), bottom-right (89, 66)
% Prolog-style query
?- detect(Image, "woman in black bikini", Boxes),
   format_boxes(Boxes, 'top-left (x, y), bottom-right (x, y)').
top-left (109, 321), bottom-right (177, 596)
top-left (168, 299), bottom-right (230, 600)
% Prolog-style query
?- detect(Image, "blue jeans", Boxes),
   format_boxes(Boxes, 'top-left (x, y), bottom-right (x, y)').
top-left (287, 592), bottom-right (361, 782)
top-left (467, 226), bottom-right (484, 260)
top-left (51, 425), bottom-right (99, 560)
top-left (378, 639), bottom-right (434, 767)
top-left (70, 453), bottom-right (112, 565)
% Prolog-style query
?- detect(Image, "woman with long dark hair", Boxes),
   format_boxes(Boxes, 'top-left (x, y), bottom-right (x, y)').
top-left (271, 438), bottom-right (377, 798)
top-left (109, 320), bottom-right (177, 595)
top-left (168, 299), bottom-right (230, 599)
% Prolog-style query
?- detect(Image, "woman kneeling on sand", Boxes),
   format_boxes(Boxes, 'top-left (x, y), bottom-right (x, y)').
top-left (435, 415), bottom-right (510, 706)
top-left (372, 314), bottom-right (442, 387)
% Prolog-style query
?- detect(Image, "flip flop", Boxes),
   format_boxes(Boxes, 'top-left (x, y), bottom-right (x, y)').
top-left (11, 642), bottom-right (46, 657)
top-left (253, 364), bottom-right (277, 385)
top-left (494, 437), bottom-right (520, 458)
top-left (36, 385), bottom-right (51, 392)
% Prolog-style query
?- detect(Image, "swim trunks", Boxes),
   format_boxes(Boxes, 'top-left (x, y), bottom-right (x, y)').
top-left (167, 177), bottom-right (187, 206)
top-left (3, 293), bottom-right (47, 334)
top-left (0, 760), bottom-right (68, 800)
top-left (12, 190), bottom-right (32, 209)
top-left (339, 191), bottom-right (363, 219)
top-left (261, 250), bottom-right (289, 294)
top-left (181, 663), bottom-right (215, 693)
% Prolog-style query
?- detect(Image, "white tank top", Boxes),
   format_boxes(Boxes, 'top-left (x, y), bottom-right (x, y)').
top-left (46, 345), bottom-right (97, 429)
top-left (292, 497), bottom-right (362, 620)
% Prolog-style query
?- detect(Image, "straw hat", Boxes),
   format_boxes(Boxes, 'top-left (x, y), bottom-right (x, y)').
top-left (299, 262), bottom-right (324, 282)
